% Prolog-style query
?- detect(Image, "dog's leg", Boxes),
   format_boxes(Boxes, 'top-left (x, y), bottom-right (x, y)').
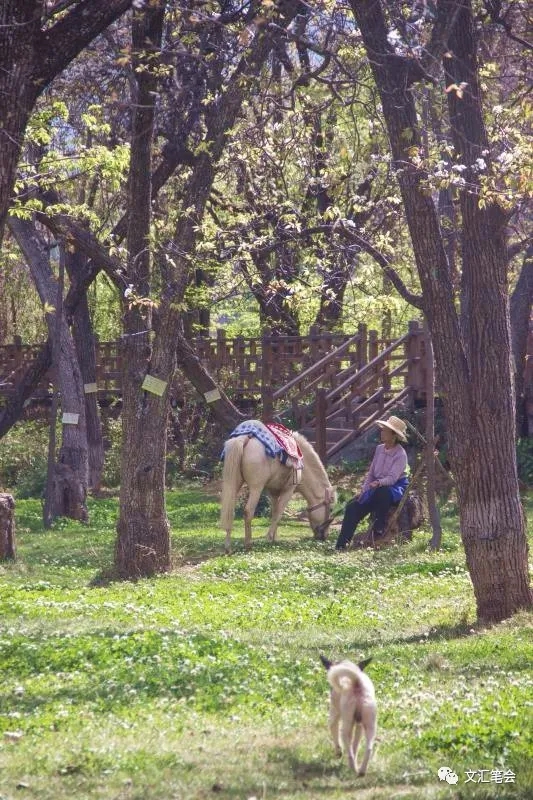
top-left (328, 698), bottom-right (342, 759)
top-left (357, 715), bottom-right (377, 777)
top-left (352, 723), bottom-right (363, 773)
top-left (340, 697), bottom-right (356, 771)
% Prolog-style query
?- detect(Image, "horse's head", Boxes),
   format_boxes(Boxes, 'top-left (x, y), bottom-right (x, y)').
top-left (308, 486), bottom-right (337, 540)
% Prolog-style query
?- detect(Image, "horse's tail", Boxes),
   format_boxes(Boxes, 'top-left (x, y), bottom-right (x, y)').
top-left (219, 436), bottom-right (245, 530)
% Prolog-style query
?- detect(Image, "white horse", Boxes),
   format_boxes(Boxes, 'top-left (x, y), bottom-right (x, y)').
top-left (220, 429), bottom-right (336, 553)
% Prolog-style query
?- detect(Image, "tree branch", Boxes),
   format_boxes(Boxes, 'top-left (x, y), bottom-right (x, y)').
top-left (338, 222), bottom-right (424, 310)
top-left (35, 0), bottom-right (133, 91)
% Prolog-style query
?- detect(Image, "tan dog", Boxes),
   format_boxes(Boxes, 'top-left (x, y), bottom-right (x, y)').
top-left (320, 655), bottom-right (377, 776)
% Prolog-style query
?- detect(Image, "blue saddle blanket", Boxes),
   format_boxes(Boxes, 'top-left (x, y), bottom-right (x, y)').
top-left (221, 420), bottom-right (303, 469)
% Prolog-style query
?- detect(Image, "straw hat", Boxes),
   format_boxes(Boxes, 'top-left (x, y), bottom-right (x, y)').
top-left (376, 415), bottom-right (407, 442)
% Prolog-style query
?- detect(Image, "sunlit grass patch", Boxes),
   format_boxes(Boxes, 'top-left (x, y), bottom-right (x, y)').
top-left (0, 488), bottom-right (531, 799)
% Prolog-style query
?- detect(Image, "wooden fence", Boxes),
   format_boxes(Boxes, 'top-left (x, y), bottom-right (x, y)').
top-left (0, 323), bottom-right (427, 409)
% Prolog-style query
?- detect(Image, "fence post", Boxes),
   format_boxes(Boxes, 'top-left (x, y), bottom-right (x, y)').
top-left (215, 328), bottom-right (226, 371)
top-left (309, 324), bottom-right (320, 364)
top-left (315, 388), bottom-right (327, 465)
top-left (13, 335), bottom-right (23, 371)
top-left (369, 329), bottom-right (379, 393)
top-left (357, 323), bottom-right (367, 370)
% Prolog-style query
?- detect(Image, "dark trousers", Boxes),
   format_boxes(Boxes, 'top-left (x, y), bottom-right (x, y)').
top-left (335, 486), bottom-right (394, 549)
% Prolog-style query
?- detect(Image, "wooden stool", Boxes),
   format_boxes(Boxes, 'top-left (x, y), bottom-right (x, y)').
top-left (351, 492), bottom-right (423, 549)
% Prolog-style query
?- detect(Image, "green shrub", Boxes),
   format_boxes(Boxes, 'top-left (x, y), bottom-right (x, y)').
top-left (516, 438), bottom-right (533, 486)
top-left (0, 420), bottom-right (48, 498)
top-left (101, 416), bottom-right (122, 488)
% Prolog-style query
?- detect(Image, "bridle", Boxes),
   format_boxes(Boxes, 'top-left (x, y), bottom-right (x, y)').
top-left (307, 489), bottom-right (337, 539)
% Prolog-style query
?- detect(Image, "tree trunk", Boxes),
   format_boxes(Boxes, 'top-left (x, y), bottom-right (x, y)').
top-left (9, 217), bottom-right (89, 522)
top-left (115, 0), bottom-right (169, 578)
top-left (424, 322), bottom-right (442, 550)
top-left (510, 243), bottom-right (533, 436)
top-left (350, 0), bottom-right (532, 622)
top-left (115, 332), bottom-right (171, 577)
top-left (65, 248), bottom-right (105, 492)
top-left (0, 2), bottom-right (37, 242)
top-left (0, 493), bottom-right (16, 561)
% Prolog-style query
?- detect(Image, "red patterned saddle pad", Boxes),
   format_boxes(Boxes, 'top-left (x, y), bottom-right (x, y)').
top-left (265, 422), bottom-right (303, 467)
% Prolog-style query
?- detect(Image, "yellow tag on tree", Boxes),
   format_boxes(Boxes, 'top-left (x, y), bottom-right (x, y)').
top-left (204, 388), bottom-right (221, 403)
top-left (142, 375), bottom-right (168, 396)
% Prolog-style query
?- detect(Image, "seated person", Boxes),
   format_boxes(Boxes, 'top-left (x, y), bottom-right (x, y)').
top-left (335, 415), bottom-right (409, 550)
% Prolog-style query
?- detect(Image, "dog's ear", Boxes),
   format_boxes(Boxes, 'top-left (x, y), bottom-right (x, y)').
top-left (358, 656), bottom-right (373, 672)
top-left (319, 654), bottom-right (333, 671)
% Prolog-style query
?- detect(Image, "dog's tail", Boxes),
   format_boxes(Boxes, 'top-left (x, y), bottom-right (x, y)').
top-left (326, 660), bottom-right (370, 693)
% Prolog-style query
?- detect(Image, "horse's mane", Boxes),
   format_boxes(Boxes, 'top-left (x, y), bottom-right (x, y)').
top-left (292, 431), bottom-right (331, 486)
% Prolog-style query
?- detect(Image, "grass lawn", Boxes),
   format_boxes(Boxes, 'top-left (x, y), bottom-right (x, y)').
top-left (0, 487), bottom-right (532, 799)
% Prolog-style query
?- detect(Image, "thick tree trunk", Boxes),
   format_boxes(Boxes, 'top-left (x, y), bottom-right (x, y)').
top-left (351, 0), bottom-right (532, 622)
top-left (65, 249), bottom-right (105, 492)
top-left (9, 217), bottom-right (89, 522)
top-left (115, 1), bottom-right (169, 578)
top-left (115, 332), bottom-right (171, 577)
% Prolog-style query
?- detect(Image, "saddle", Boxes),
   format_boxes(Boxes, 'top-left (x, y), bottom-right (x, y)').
top-left (265, 422), bottom-right (303, 470)
top-left (224, 420), bottom-right (304, 477)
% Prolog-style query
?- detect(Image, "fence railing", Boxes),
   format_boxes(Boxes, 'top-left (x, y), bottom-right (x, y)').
top-left (0, 324), bottom-right (424, 407)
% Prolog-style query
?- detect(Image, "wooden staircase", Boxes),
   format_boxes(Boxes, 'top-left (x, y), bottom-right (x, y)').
top-left (265, 321), bottom-right (427, 464)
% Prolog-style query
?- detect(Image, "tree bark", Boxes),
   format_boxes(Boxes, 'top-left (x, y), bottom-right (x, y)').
top-left (0, 493), bottom-right (16, 561)
top-left (510, 243), bottom-right (533, 436)
top-left (9, 217), bottom-right (89, 522)
top-left (115, 0), bottom-right (169, 578)
top-left (424, 322), bottom-right (442, 550)
top-left (65, 248), bottom-right (105, 492)
top-left (350, 0), bottom-right (531, 622)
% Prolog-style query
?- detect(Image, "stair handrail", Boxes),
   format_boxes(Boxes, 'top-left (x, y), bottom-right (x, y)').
top-left (271, 329), bottom-right (363, 402)
top-left (326, 386), bottom-right (411, 459)
top-left (325, 331), bottom-right (410, 404)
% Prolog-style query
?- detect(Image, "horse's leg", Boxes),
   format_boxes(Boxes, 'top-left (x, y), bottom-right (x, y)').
top-left (266, 487), bottom-right (294, 542)
top-left (243, 487), bottom-right (262, 550)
